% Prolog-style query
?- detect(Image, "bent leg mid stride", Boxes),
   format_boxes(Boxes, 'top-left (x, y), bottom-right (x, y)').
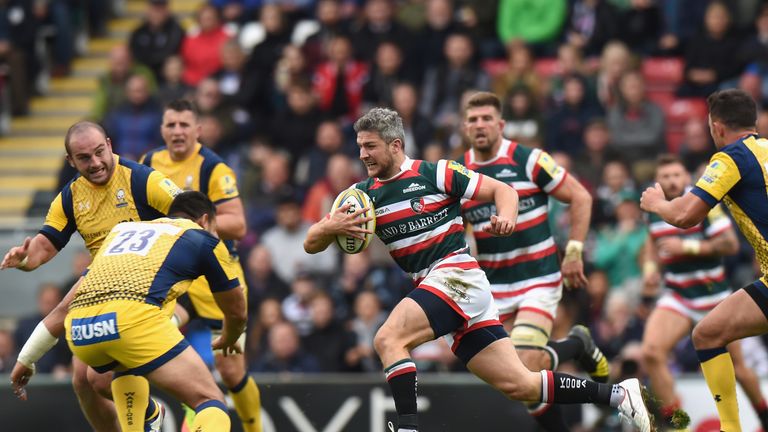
top-left (111, 374), bottom-right (149, 432)
top-left (216, 352), bottom-right (262, 432)
top-left (72, 357), bottom-right (119, 432)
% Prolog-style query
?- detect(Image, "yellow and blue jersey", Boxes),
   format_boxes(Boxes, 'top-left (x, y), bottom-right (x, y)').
top-left (692, 134), bottom-right (768, 282)
top-left (41, 156), bottom-right (182, 256)
top-left (69, 217), bottom-right (240, 310)
top-left (140, 143), bottom-right (245, 325)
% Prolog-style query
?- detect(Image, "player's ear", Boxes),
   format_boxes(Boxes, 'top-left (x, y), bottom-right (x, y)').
top-left (65, 153), bottom-right (75, 168)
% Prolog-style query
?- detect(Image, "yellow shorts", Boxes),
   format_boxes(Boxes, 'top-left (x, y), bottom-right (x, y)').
top-left (186, 255), bottom-right (247, 328)
top-left (65, 300), bottom-right (187, 374)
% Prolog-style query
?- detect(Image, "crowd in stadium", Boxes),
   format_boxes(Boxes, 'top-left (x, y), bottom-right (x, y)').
top-left (3, 0), bottom-right (768, 387)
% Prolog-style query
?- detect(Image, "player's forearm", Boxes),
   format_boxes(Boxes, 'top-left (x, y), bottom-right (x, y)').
top-left (304, 219), bottom-right (335, 254)
top-left (213, 287), bottom-right (247, 339)
top-left (19, 235), bottom-right (59, 271)
top-left (566, 187), bottom-right (592, 242)
top-left (493, 184), bottom-right (518, 226)
top-left (651, 196), bottom-right (702, 229)
top-left (696, 231), bottom-right (739, 257)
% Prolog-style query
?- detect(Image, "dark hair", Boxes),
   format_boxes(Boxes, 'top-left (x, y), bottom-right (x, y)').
top-left (65, 121), bottom-right (107, 154)
top-left (165, 99), bottom-right (200, 118)
top-left (707, 89), bottom-right (757, 130)
top-left (656, 153), bottom-right (684, 168)
top-left (464, 91), bottom-right (502, 116)
top-left (168, 191), bottom-right (216, 221)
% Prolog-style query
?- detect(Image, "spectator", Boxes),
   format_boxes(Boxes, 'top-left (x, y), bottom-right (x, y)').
top-left (302, 153), bottom-right (359, 222)
top-left (211, 0), bottom-right (261, 24)
top-left (92, 45), bottom-right (156, 121)
top-left (251, 321), bottom-right (321, 372)
top-left (393, 82), bottom-right (436, 159)
top-left (194, 78), bottom-right (251, 152)
top-left (606, 71), bottom-right (665, 163)
top-left (270, 83), bottom-right (323, 162)
top-left (302, 292), bottom-right (357, 371)
top-left (245, 4), bottom-right (292, 96)
top-left (181, 4), bottom-right (231, 86)
top-left (102, 74), bottom-right (163, 161)
top-left (572, 118), bottom-right (619, 191)
top-left (564, 0), bottom-right (619, 56)
top-left (592, 290), bottom-right (645, 360)
top-left (349, 0), bottom-right (413, 64)
top-left (678, 1), bottom-right (742, 97)
top-left (679, 118), bottom-right (714, 173)
top-left (585, 269), bottom-right (611, 325)
top-left (282, 273), bottom-right (319, 336)
top-left (302, 0), bottom-right (351, 68)
top-left (618, 0), bottom-right (662, 55)
top-left (417, 0), bottom-right (465, 73)
top-left (211, 40), bottom-right (258, 112)
top-left (501, 86), bottom-right (543, 147)
top-left (420, 32), bottom-right (489, 133)
top-left (738, 5), bottom-right (768, 106)
top-left (592, 190), bottom-right (647, 291)
top-left (246, 297), bottom-right (285, 362)
top-left (294, 120), bottom-right (348, 188)
top-left (156, 56), bottom-right (192, 105)
top-left (245, 244), bottom-right (290, 303)
top-left (361, 41), bottom-right (410, 110)
top-left (492, 41), bottom-right (542, 102)
top-left (244, 150), bottom-right (296, 233)
top-left (547, 43), bottom-right (592, 108)
top-left (312, 34), bottom-right (369, 122)
top-left (59, 248), bottom-right (91, 295)
top-left (546, 74), bottom-right (603, 156)
top-left (128, 0), bottom-right (185, 82)
top-left (0, 0), bottom-right (35, 116)
top-left (38, 0), bottom-right (74, 77)
top-left (457, 0), bottom-right (503, 58)
top-left (596, 41), bottom-right (632, 109)
top-left (13, 284), bottom-right (72, 374)
top-left (260, 192), bottom-right (338, 285)
top-left (272, 45), bottom-right (312, 115)
top-left (346, 290), bottom-right (386, 372)
top-left (0, 329), bottom-right (14, 373)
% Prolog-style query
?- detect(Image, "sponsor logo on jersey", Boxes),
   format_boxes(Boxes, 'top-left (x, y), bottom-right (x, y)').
top-left (71, 312), bottom-right (120, 346)
top-left (519, 197), bottom-right (536, 211)
top-left (403, 182), bottom-right (427, 193)
top-left (161, 178), bottom-right (182, 197)
top-left (115, 188), bottom-right (128, 208)
top-left (447, 161), bottom-right (474, 178)
top-left (219, 174), bottom-right (237, 195)
top-left (184, 175), bottom-right (194, 190)
top-left (538, 152), bottom-right (563, 178)
top-left (410, 197), bottom-right (426, 213)
top-left (77, 200), bottom-right (91, 212)
top-left (496, 168), bottom-right (517, 179)
top-left (701, 160), bottom-right (726, 184)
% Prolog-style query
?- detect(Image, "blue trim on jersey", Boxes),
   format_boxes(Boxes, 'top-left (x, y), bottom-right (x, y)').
top-left (39, 182), bottom-right (77, 250)
top-left (140, 148), bottom-right (158, 167)
top-left (195, 399), bottom-right (228, 414)
top-left (198, 146), bottom-right (224, 197)
top-left (722, 142), bottom-right (768, 241)
top-left (92, 360), bottom-right (119, 373)
top-left (114, 339), bottom-right (189, 377)
top-left (124, 158), bottom-right (165, 221)
top-left (691, 187), bottom-right (718, 207)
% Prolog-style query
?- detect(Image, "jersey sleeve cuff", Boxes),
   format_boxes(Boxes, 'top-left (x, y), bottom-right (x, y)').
top-left (39, 227), bottom-right (67, 250)
top-left (210, 277), bottom-right (240, 293)
top-left (691, 187), bottom-right (718, 207)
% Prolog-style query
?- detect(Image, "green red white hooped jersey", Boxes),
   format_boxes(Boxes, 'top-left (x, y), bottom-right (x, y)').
top-left (353, 157), bottom-right (484, 285)
top-left (460, 140), bottom-right (566, 298)
top-left (647, 201), bottom-right (732, 308)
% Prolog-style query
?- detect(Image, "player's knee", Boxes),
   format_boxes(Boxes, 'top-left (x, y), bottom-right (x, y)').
top-left (215, 354), bottom-right (245, 388)
top-left (692, 319), bottom-right (725, 349)
top-left (86, 369), bottom-right (113, 399)
top-left (516, 348), bottom-right (549, 372)
top-left (373, 326), bottom-right (402, 357)
top-left (71, 367), bottom-right (91, 396)
top-left (498, 372), bottom-right (540, 401)
top-left (640, 342), bottom-right (665, 367)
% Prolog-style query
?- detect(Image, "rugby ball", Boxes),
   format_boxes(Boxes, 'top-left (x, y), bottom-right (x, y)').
top-left (332, 188), bottom-right (376, 254)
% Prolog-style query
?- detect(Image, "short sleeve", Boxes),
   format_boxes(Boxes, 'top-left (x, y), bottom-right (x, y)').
top-left (436, 159), bottom-right (482, 200)
top-left (207, 163), bottom-right (239, 204)
top-left (526, 149), bottom-right (566, 193)
top-left (692, 152), bottom-right (741, 207)
top-left (146, 171), bottom-right (182, 215)
top-left (199, 238), bottom-right (240, 292)
top-left (39, 189), bottom-right (76, 250)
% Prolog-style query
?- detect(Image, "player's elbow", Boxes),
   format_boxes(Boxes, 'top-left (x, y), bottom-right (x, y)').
top-left (232, 221), bottom-right (247, 240)
top-left (672, 214), bottom-right (700, 229)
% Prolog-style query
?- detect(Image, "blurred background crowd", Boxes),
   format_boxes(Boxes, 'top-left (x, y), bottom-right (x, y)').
top-left (3, 0), bottom-right (768, 393)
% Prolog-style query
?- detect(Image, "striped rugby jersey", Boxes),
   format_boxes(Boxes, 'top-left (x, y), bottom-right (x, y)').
top-left (354, 157), bottom-right (483, 285)
top-left (647, 203), bottom-right (732, 306)
top-left (460, 140), bottom-right (566, 298)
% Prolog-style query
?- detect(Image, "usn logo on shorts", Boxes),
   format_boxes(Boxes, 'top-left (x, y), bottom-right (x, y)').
top-left (71, 313), bottom-right (120, 346)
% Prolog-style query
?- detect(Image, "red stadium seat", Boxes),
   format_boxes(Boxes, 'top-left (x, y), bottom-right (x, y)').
top-left (482, 59), bottom-right (508, 78)
top-left (534, 58), bottom-right (560, 78)
top-left (642, 57), bottom-right (684, 91)
top-left (666, 129), bottom-right (686, 153)
top-left (647, 90), bottom-right (676, 109)
top-left (665, 98), bottom-right (708, 125)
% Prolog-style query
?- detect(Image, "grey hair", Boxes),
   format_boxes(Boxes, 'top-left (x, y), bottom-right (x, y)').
top-left (353, 107), bottom-right (405, 146)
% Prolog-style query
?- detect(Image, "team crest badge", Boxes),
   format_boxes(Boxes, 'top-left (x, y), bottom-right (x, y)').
top-left (115, 189), bottom-right (128, 208)
top-left (410, 197), bottom-right (426, 213)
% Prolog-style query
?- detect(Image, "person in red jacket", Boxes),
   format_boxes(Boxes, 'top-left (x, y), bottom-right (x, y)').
top-left (181, 4), bottom-right (232, 86)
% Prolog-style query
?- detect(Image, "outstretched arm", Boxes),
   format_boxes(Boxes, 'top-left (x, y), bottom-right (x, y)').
top-left (550, 175), bottom-right (592, 289)
top-left (641, 183), bottom-right (712, 229)
top-left (1, 234), bottom-right (59, 271)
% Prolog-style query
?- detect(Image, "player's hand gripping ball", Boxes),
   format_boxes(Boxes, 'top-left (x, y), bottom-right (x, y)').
top-left (332, 188), bottom-right (376, 254)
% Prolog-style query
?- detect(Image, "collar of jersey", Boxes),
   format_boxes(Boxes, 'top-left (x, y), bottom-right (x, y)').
top-left (470, 139), bottom-right (511, 166)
